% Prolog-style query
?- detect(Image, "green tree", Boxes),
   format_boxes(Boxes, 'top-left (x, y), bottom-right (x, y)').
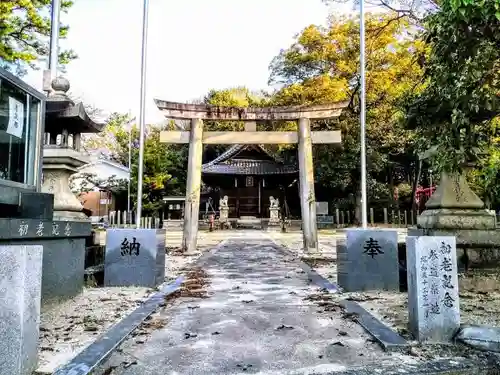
top-left (83, 114), bottom-right (188, 214)
top-left (469, 130), bottom-right (500, 208)
top-left (202, 86), bottom-right (271, 158)
top-left (404, 0), bottom-right (500, 174)
top-left (268, 13), bottom-right (426, 218)
top-left (0, 0), bottom-right (76, 75)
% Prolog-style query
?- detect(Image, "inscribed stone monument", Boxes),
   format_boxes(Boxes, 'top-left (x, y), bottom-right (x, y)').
top-left (337, 229), bottom-right (399, 291)
top-left (269, 196), bottom-right (280, 225)
top-left (0, 245), bottom-right (43, 375)
top-left (219, 195), bottom-right (229, 223)
top-left (104, 229), bottom-right (166, 287)
top-left (406, 236), bottom-right (460, 343)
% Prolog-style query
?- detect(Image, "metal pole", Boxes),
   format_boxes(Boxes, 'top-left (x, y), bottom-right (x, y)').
top-left (136, 0), bottom-right (150, 228)
top-left (128, 120), bottom-right (132, 215)
top-left (48, 0), bottom-right (61, 80)
top-left (360, 0), bottom-right (368, 228)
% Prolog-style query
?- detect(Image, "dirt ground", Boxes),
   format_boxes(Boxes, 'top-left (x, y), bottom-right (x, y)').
top-left (299, 257), bottom-right (500, 339)
top-left (36, 252), bottom-right (200, 374)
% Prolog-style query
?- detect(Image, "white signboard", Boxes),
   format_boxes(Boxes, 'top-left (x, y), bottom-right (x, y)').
top-left (316, 201), bottom-right (329, 215)
top-left (7, 97), bottom-right (24, 139)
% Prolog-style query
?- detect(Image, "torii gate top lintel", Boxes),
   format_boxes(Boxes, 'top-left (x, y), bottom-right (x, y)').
top-left (154, 99), bottom-right (349, 121)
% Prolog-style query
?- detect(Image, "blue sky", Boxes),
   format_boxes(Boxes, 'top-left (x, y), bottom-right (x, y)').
top-left (26, 0), bottom-right (358, 123)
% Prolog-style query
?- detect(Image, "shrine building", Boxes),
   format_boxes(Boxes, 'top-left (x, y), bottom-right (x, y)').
top-left (201, 143), bottom-right (299, 220)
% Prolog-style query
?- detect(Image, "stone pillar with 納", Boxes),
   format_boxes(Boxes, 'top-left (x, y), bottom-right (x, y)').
top-left (406, 236), bottom-right (460, 343)
top-left (104, 228), bottom-right (166, 287)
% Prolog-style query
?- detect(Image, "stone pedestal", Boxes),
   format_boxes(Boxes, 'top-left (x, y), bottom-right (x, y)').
top-left (0, 245), bottom-right (43, 375)
top-left (42, 147), bottom-right (88, 221)
top-left (220, 207), bottom-right (229, 223)
top-left (0, 219), bottom-right (92, 304)
top-left (418, 173), bottom-right (495, 230)
top-left (269, 207), bottom-right (280, 225)
top-left (414, 172), bottom-right (500, 265)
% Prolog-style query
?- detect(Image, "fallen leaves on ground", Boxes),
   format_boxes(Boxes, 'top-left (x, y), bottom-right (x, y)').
top-left (165, 267), bottom-right (211, 301)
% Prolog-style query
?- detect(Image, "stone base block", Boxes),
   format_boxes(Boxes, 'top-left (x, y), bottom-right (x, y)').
top-left (105, 229), bottom-right (166, 287)
top-left (337, 229), bottom-right (399, 292)
top-left (0, 219), bottom-right (91, 305)
top-left (409, 227), bottom-right (500, 248)
top-left (41, 238), bottom-right (86, 304)
top-left (457, 325), bottom-right (500, 352)
top-left (0, 245), bottom-right (43, 375)
top-left (417, 209), bottom-right (496, 230)
top-left (53, 210), bottom-right (88, 221)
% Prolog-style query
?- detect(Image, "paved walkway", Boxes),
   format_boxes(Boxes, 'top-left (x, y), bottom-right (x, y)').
top-left (99, 237), bottom-right (405, 375)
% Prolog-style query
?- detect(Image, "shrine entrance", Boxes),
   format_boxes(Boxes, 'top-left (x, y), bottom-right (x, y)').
top-left (156, 100), bottom-right (347, 252)
top-left (201, 143), bottom-right (298, 220)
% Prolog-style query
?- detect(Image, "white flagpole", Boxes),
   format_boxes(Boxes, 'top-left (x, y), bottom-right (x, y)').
top-left (360, 0), bottom-right (368, 228)
top-left (45, 0), bottom-right (61, 93)
top-left (127, 113), bottom-right (135, 217)
top-left (136, 0), bottom-right (150, 228)
top-left (48, 0), bottom-right (61, 80)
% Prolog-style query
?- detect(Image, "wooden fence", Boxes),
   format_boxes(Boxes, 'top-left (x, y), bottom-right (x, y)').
top-left (99, 208), bottom-right (499, 230)
top-left (101, 211), bottom-right (161, 229)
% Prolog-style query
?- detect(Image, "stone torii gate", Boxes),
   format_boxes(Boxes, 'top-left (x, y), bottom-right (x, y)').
top-left (155, 100), bottom-right (348, 253)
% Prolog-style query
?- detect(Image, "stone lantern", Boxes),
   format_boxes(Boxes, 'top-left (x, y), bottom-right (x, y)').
top-left (42, 77), bottom-right (104, 220)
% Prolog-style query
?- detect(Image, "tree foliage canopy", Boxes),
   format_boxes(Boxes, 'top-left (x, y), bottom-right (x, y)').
top-left (0, 0), bottom-right (76, 75)
top-left (83, 114), bottom-right (188, 213)
top-left (268, 13), bottom-right (425, 212)
top-left (403, 0), bottom-right (500, 173)
top-left (75, 2), bottom-right (500, 215)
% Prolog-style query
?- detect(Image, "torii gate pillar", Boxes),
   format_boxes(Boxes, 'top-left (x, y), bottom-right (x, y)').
top-left (183, 118), bottom-right (203, 253)
top-left (298, 118), bottom-right (318, 250)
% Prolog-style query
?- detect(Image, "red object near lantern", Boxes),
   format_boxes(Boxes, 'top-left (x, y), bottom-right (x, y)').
top-left (209, 214), bottom-right (214, 231)
top-left (415, 186), bottom-right (437, 211)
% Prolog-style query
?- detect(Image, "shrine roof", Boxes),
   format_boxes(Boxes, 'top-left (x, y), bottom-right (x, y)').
top-left (202, 144), bottom-right (298, 175)
top-left (44, 77), bottom-right (105, 134)
top-left (45, 101), bottom-right (105, 133)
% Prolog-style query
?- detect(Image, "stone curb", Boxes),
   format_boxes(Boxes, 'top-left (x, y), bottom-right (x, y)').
top-left (269, 238), bottom-right (409, 352)
top-left (50, 240), bottom-right (229, 375)
top-left (316, 355), bottom-right (500, 375)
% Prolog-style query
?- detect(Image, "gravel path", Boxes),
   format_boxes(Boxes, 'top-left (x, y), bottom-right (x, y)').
top-left (98, 236), bottom-right (418, 375)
